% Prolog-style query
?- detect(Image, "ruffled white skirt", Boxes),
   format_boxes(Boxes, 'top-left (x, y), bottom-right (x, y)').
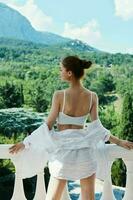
top-left (10, 119), bottom-right (111, 181)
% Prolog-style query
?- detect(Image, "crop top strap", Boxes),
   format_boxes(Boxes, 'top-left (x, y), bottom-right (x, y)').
top-left (62, 90), bottom-right (66, 112)
top-left (89, 92), bottom-right (93, 112)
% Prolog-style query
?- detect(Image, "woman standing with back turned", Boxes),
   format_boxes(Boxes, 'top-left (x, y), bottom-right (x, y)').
top-left (9, 55), bottom-right (133, 200)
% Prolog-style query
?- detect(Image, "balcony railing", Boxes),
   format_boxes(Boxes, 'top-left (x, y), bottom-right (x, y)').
top-left (0, 143), bottom-right (133, 200)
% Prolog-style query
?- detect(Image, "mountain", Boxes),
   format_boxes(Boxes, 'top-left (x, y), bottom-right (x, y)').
top-left (58, 39), bottom-right (99, 52)
top-left (0, 3), bottom-right (98, 52)
top-left (0, 3), bottom-right (69, 45)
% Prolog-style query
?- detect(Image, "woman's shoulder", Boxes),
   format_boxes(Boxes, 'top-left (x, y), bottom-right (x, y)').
top-left (85, 88), bottom-right (97, 96)
top-left (54, 89), bottom-right (64, 95)
top-left (85, 89), bottom-right (98, 104)
top-left (53, 90), bottom-right (64, 99)
top-left (54, 88), bottom-right (98, 99)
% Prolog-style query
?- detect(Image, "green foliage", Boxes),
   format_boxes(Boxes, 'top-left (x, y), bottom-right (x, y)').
top-left (120, 93), bottom-right (133, 141)
top-left (111, 93), bottom-right (133, 187)
top-left (0, 81), bottom-right (24, 108)
top-left (83, 67), bottom-right (116, 106)
top-left (0, 38), bottom-right (133, 66)
top-left (26, 67), bottom-right (68, 112)
top-left (0, 38), bottom-right (132, 111)
top-left (28, 80), bottom-right (49, 112)
top-left (99, 104), bottom-right (119, 135)
top-left (112, 159), bottom-right (126, 187)
top-left (112, 65), bottom-right (133, 96)
top-left (0, 108), bottom-right (45, 138)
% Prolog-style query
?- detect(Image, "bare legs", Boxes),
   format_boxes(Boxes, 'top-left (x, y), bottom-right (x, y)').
top-left (80, 173), bottom-right (96, 200)
top-left (45, 176), bottom-right (67, 200)
top-left (46, 173), bottom-right (96, 200)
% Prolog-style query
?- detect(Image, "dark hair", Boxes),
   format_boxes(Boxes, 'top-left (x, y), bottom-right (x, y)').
top-left (61, 55), bottom-right (92, 79)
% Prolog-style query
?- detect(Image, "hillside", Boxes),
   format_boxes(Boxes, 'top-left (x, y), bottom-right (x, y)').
top-left (0, 37), bottom-right (133, 67)
top-left (0, 2), bottom-right (98, 52)
top-left (0, 3), bottom-right (69, 45)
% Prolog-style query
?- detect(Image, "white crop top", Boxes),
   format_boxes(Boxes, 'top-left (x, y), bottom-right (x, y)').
top-left (56, 90), bottom-right (93, 126)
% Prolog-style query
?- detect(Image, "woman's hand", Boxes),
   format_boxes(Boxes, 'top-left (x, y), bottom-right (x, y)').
top-left (9, 142), bottom-right (25, 154)
top-left (118, 139), bottom-right (133, 150)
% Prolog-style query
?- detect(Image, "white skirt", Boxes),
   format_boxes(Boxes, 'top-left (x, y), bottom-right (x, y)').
top-left (10, 119), bottom-right (111, 181)
top-left (48, 128), bottom-right (97, 181)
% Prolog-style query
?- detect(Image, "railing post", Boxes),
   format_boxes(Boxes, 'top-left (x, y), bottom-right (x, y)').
top-left (11, 172), bottom-right (26, 200)
top-left (122, 160), bottom-right (133, 200)
top-left (100, 160), bottom-right (116, 200)
top-left (1, 144), bottom-right (133, 200)
top-left (33, 171), bottom-right (46, 200)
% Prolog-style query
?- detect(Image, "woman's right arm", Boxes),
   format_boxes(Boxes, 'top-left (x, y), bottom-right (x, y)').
top-left (9, 91), bottom-right (60, 154)
top-left (89, 92), bottom-right (99, 121)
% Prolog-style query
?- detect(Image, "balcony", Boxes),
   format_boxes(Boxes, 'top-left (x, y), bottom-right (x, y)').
top-left (0, 143), bottom-right (133, 200)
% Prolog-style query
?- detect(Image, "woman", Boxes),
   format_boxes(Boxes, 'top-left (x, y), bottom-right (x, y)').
top-left (9, 55), bottom-right (133, 200)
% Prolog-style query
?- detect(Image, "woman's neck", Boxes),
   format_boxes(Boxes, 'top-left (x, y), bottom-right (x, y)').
top-left (69, 80), bottom-right (84, 90)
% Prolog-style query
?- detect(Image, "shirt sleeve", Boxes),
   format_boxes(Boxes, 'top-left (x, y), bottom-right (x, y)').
top-left (85, 118), bottom-right (111, 143)
top-left (22, 123), bottom-right (57, 152)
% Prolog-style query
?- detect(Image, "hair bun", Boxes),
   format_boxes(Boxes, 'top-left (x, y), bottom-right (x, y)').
top-left (80, 59), bottom-right (92, 69)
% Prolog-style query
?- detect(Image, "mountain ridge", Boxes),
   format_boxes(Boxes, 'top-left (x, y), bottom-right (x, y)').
top-left (0, 2), bottom-right (99, 52)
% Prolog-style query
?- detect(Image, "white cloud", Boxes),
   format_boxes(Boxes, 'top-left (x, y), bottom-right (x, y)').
top-left (62, 19), bottom-right (101, 45)
top-left (0, 0), bottom-right (53, 31)
top-left (124, 47), bottom-right (133, 54)
top-left (1, 0), bottom-right (18, 2)
top-left (114, 0), bottom-right (133, 20)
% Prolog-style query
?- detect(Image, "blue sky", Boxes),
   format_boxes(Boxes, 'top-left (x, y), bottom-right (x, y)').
top-left (1, 0), bottom-right (133, 54)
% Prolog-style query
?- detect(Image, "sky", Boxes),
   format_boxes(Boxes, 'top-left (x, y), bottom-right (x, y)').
top-left (0, 0), bottom-right (133, 54)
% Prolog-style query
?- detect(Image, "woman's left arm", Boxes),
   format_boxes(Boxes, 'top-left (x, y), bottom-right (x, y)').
top-left (109, 134), bottom-right (133, 150)
top-left (45, 90), bottom-right (60, 130)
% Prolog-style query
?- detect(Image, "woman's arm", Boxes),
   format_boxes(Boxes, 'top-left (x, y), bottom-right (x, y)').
top-left (9, 91), bottom-right (60, 154)
top-left (89, 92), bottom-right (99, 121)
top-left (45, 90), bottom-right (60, 130)
top-left (90, 92), bottom-right (133, 150)
top-left (109, 135), bottom-right (133, 150)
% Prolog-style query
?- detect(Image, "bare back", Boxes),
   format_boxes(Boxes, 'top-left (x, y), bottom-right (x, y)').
top-left (57, 88), bottom-right (94, 130)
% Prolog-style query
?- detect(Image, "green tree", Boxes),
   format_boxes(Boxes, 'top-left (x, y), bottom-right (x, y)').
top-left (112, 93), bottom-right (133, 187)
top-left (120, 92), bottom-right (133, 141)
top-left (0, 81), bottom-right (24, 108)
top-left (28, 80), bottom-right (49, 112)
